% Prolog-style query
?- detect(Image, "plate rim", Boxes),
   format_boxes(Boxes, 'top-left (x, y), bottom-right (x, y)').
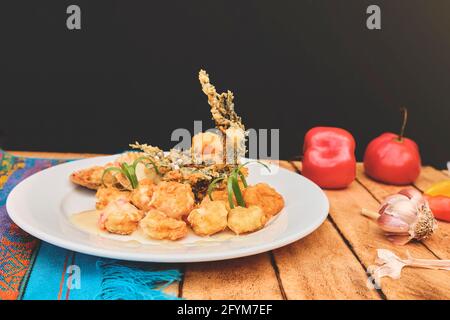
top-left (6, 155), bottom-right (329, 263)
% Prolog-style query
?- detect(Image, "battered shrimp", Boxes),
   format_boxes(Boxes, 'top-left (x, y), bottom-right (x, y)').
top-left (139, 209), bottom-right (188, 240)
top-left (188, 201), bottom-right (228, 236)
top-left (134, 162), bottom-right (159, 183)
top-left (201, 180), bottom-right (245, 211)
top-left (113, 152), bottom-right (159, 188)
top-left (243, 183), bottom-right (284, 218)
top-left (98, 199), bottom-right (144, 235)
top-left (192, 132), bottom-right (223, 163)
top-left (227, 206), bottom-right (267, 235)
top-left (114, 152), bottom-right (147, 165)
top-left (100, 159), bottom-right (159, 192)
top-left (201, 189), bottom-right (234, 211)
top-left (130, 179), bottom-right (155, 211)
top-left (149, 181), bottom-right (195, 220)
top-left (95, 187), bottom-right (131, 209)
top-left (70, 166), bottom-right (105, 190)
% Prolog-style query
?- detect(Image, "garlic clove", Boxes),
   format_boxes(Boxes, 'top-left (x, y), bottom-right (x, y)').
top-left (383, 194), bottom-right (409, 206)
top-left (368, 249), bottom-right (450, 288)
top-left (385, 200), bottom-right (418, 225)
top-left (399, 188), bottom-right (423, 202)
top-left (374, 249), bottom-right (407, 279)
top-left (377, 214), bottom-right (410, 233)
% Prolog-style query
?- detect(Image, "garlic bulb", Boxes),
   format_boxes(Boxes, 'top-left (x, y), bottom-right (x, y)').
top-left (362, 188), bottom-right (437, 245)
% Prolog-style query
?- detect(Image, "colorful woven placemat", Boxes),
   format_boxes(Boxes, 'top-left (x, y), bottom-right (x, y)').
top-left (0, 151), bottom-right (63, 299)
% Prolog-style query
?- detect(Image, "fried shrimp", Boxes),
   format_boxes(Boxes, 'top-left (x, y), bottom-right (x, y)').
top-left (95, 187), bottom-right (131, 209)
top-left (139, 209), bottom-right (188, 240)
top-left (70, 166), bottom-right (105, 190)
top-left (227, 206), bottom-right (267, 235)
top-left (98, 199), bottom-right (144, 235)
top-left (201, 180), bottom-right (246, 211)
top-left (188, 201), bottom-right (228, 236)
top-left (150, 181), bottom-right (195, 219)
top-left (130, 179), bottom-right (155, 211)
top-left (114, 152), bottom-right (147, 165)
top-left (201, 189), bottom-right (235, 211)
top-left (243, 183), bottom-right (284, 218)
top-left (192, 132), bottom-right (223, 164)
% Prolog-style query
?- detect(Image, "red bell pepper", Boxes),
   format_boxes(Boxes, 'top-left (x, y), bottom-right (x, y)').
top-left (364, 108), bottom-right (421, 185)
top-left (302, 127), bottom-right (356, 189)
top-left (424, 195), bottom-right (450, 222)
top-left (423, 181), bottom-right (450, 222)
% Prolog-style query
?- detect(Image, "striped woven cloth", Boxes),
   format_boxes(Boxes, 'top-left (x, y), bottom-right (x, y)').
top-left (0, 150), bottom-right (181, 300)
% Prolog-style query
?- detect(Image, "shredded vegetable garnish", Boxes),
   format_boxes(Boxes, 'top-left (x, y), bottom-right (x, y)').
top-left (101, 156), bottom-right (161, 189)
top-left (230, 172), bottom-right (245, 208)
top-left (227, 174), bottom-right (237, 208)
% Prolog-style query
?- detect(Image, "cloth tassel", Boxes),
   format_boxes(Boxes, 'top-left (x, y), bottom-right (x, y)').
top-left (95, 260), bottom-right (182, 300)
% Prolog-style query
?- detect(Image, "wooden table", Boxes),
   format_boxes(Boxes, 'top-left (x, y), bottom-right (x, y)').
top-left (10, 151), bottom-right (450, 300)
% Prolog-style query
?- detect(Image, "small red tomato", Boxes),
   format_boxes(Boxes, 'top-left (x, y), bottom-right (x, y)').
top-left (363, 108), bottom-right (421, 185)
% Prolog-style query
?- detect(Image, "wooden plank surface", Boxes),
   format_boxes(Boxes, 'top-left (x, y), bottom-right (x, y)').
top-left (181, 253), bottom-right (284, 300)
top-left (355, 163), bottom-right (404, 201)
top-left (307, 162), bottom-right (450, 300)
top-left (273, 220), bottom-right (380, 299)
top-left (9, 151), bottom-right (450, 299)
top-left (271, 162), bottom-right (380, 300)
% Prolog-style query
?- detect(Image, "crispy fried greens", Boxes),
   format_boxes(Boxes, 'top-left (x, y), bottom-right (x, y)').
top-left (198, 69), bottom-right (245, 133)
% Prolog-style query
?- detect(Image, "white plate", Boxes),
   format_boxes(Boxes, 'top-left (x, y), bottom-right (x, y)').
top-left (6, 155), bottom-right (329, 263)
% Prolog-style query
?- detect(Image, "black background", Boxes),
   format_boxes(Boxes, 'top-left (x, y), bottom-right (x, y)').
top-left (1, 1), bottom-right (449, 167)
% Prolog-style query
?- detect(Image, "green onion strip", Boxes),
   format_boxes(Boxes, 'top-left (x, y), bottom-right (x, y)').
top-left (101, 155), bottom-right (161, 189)
top-left (206, 161), bottom-right (271, 209)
